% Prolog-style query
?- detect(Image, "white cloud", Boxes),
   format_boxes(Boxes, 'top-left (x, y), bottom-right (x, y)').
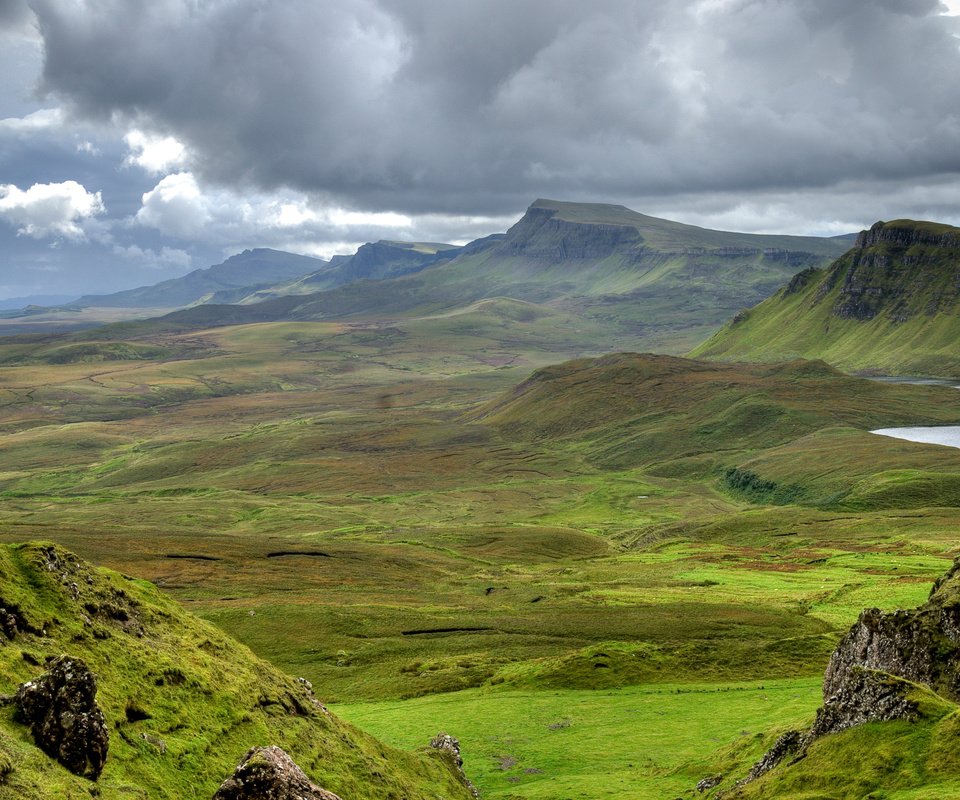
top-left (0, 180), bottom-right (104, 239)
top-left (112, 243), bottom-right (192, 270)
top-left (0, 108), bottom-right (64, 132)
top-left (136, 172), bottom-right (421, 243)
top-left (123, 129), bottom-right (188, 174)
top-left (135, 172), bottom-right (210, 239)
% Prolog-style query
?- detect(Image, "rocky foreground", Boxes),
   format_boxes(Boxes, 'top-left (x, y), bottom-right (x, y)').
top-left (720, 559), bottom-right (960, 795)
top-left (0, 542), bottom-right (475, 800)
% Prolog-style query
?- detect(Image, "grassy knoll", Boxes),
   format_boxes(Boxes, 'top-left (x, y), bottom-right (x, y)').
top-left (0, 542), bottom-right (472, 799)
top-left (1, 317), bottom-right (960, 796)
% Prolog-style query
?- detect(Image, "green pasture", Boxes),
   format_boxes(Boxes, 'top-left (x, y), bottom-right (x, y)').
top-left (0, 315), bottom-right (959, 797)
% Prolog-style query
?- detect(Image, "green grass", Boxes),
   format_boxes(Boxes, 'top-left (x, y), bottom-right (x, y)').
top-left (0, 312), bottom-right (959, 798)
top-left (334, 678), bottom-right (823, 799)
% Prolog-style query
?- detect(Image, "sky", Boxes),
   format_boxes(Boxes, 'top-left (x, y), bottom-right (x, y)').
top-left (1, 0), bottom-right (960, 300)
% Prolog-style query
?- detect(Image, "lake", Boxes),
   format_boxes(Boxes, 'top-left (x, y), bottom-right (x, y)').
top-left (871, 426), bottom-right (960, 450)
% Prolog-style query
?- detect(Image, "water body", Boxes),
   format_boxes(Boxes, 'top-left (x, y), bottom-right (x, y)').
top-left (871, 426), bottom-right (960, 450)
top-left (867, 376), bottom-right (960, 388)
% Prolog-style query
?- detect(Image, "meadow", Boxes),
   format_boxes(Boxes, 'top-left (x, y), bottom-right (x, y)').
top-left (0, 309), bottom-right (958, 797)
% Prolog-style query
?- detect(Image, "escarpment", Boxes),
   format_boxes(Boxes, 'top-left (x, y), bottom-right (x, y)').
top-left (693, 217), bottom-right (960, 375)
top-left (730, 560), bottom-right (960, 792)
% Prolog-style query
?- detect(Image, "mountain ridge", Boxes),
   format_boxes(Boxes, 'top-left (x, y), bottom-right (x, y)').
top-left (692, 218), bottom-right (960, 376)
top-left (76, 248), bottom-right (326, 309)
top-left (81, 200), bottom-right (850, 356)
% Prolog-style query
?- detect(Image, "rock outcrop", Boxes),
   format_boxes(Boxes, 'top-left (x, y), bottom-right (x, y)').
top-left (14, 655), bottom-right (108, 779)
top-left (213, 746), bottom-right (342, 800)
top-left (430, 732), bottom-right (479, 798)
top-left (729, 559), bottom-right (960, 793)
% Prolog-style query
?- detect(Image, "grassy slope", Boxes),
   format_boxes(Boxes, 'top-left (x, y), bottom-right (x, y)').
top-left (1, 319), bottom-right (960, 797)
top-left (693, 220), bottom-right (960, 376)
top-left (0, 542), bottom-right (472, 800)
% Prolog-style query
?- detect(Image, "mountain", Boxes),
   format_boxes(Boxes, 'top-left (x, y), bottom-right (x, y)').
top-left (228, 239), bottom-right (466, 304)
top-left (0, 295), bottom-right (78, 311)
top-left (0, 541), bottom-right (474, 800)
top-left (299, 239), bottom-right (462, 290)
top-left (102, 199), bottom-right (851, 354)
top-left (692, 219), bottom-right (960, 376)
top-left (76, 249), bottom-right (326, 309)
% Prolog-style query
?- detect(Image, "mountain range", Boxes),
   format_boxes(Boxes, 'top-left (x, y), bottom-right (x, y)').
top-left (61, 199), bottom-right (852, 355)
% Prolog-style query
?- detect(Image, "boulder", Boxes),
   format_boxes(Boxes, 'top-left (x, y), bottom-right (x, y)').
top-left (213, 746), bottom-right (342, 800)
top-left (14, 655), bottom-right (108, 779)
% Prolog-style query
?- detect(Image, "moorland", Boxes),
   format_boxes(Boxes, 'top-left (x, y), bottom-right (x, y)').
top-left (0, 204), bottom-right (959, 798)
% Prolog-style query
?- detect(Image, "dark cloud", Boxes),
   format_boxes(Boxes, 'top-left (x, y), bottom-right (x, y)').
top-left (26, 0), bottom-right (960, 217)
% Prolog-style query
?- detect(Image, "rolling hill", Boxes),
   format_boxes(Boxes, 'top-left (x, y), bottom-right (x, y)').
top-left (477, 351), bottom-right (960, 508)
top-left (692, 219), bottom-right (960, 376)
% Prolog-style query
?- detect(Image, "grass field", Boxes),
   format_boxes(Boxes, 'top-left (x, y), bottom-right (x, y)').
top-left (0, 312), bottom-right (958, 797)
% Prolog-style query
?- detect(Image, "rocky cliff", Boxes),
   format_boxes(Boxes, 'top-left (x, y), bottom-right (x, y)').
top-left (299, 239), bottom-right (462, 291)
top-left (693, 218), bottom-right (960, 376)
top-left (727, 559), bottom-right (960, 793)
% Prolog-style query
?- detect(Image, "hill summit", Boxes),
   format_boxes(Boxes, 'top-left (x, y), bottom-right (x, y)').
top-left (692, 219), bottom-right (960, 376)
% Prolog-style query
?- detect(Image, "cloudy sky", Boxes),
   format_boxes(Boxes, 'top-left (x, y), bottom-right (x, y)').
top-left (1, 0), bottom-right (960, 300)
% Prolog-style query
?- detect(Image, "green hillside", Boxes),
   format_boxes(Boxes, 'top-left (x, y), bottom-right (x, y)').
top-left (71, 199), bottom-right (850, 355)
top-left (0, 542), bottom-right (473, 800)
top-left (692, 219), bottom-right (960, 376)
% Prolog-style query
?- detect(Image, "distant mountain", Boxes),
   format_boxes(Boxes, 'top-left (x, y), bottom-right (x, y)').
top-left (76, 248), bottom-right (326, 309)
top-left (227, 239), bottom-right (467, 304)
top-left (692, 219), bottom-right (960, 376)
top-left (80, 199), bottom-right (852, 354)
top-left (0, 294), bottom-right (78, 310)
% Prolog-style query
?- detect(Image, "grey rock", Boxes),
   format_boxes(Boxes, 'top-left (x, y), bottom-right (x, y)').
top-left (730, 559), bottom-right (960, 792)
top-left (430, 732), bottom-right (479, 798)
top-left (696, 773), bottom-right (722, 792)
top-left (14, 655), bottom-right (108, 779)
top-left (213, 746), bottom-right (342, 800)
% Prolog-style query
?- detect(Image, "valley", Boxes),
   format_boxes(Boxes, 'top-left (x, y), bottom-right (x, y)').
top-left (0, 207), bottom-right (959, 798)
top-left (1, 287), bottom-right (959, 796)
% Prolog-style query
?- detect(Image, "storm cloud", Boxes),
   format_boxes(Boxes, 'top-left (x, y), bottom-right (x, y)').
top-left (29, 0), bottom-right (960, 215)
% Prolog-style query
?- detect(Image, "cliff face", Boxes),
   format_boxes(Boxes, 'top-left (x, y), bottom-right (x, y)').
top-left (731, 560), bottom-right (960, 792)
top-left (496, 205), bottom-right (646, 261)
top-left (821, 220), bottom-right (960, 322)
top-left (301, 240), bottom-right (461, 289)
top-left (693, 218), bottom-right (960, 376)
